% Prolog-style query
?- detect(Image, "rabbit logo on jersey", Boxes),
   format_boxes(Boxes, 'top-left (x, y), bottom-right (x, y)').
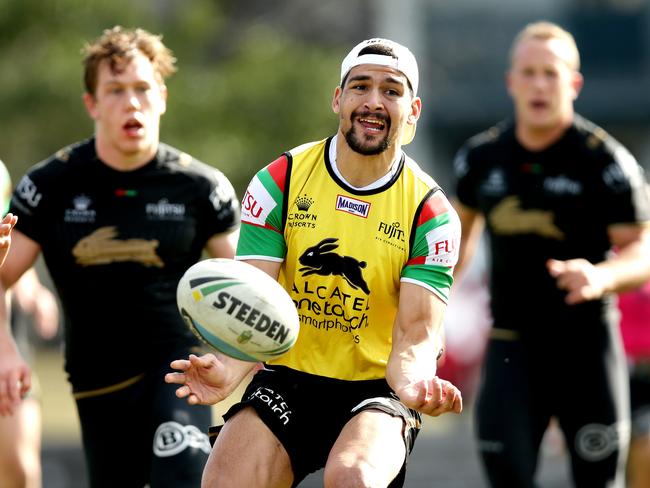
top-left (298, 238), bottom-right (370, 294)
top-left (241, 175), bottom-right (276, 225)
top-left (294, 237), bottom-right (371, 341)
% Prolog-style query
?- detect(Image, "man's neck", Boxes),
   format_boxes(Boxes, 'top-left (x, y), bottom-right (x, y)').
top-left (94, 138), bottom-right (158, 171)
top-left (515, 116), bottom-right (573, 152)
top-left (335, 133), bottom-right (400, 188)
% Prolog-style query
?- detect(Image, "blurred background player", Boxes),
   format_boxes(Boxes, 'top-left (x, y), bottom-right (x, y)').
top-left (452, 21), bottom-right (650, 488)
top-left (0, 26), bottom-right (240, 488)
top-left (0, 158), bottom-right (60, 488)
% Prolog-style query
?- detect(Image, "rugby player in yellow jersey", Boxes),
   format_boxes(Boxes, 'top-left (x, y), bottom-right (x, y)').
top-left (166, 38), bottom-right (462, 488)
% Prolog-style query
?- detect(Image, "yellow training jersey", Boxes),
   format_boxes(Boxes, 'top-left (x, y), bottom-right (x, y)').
top-left (237, 137), bottom-right (459, 380)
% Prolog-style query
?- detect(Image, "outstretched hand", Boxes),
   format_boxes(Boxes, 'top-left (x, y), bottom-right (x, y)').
top-left (0, 213), bottom-right (18, 268)
top-left (396, 377), bottom-right (462, 417)
top-left (546, 258), bottom-right (610, 304)
top-left (165, 353), bottom-right (231, 406)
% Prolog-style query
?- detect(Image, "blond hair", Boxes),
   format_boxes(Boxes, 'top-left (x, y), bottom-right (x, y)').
top-left (510, 21), bottom-right (580, 71)
top-left (82, 26), bottom-right (177, 95)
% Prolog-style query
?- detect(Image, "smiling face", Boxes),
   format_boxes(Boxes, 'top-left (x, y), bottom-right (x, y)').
top-left (507, 36), bottom-right (583, 136)
top-left (83, 52), bottom-right (167, 168)
top-left (332, 64), bottom-right (420, 156)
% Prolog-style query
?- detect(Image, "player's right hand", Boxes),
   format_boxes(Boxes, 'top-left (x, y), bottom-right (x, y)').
top-left (0, 346), bottom-right (31, 416)
top-left (165, 353), bottom-right (230, 406)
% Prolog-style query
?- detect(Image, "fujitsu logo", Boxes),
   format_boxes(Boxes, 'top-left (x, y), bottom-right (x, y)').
top-left (433, 239), bottom-right (455, 255)
top-left (335, 195), bottom-right (370, 218)
top-left (378, 221), bottom-right (404, 242)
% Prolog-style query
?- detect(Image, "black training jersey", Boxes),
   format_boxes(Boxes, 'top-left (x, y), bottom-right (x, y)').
top-left (453, 115), bottom-right (650, 333)
top-left (10, 138), bottom-right (240, 390)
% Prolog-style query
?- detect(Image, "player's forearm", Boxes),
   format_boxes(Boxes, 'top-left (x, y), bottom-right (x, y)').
top-left (597, 238), bottom-right (650, 293)
top-left (386, 317), bottom-right (443, 393)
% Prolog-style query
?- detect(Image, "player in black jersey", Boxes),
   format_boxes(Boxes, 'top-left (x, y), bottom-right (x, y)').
top-left (0, 26), bottom-right (240, 488)
top-left (452, 21), bottom-right (650, 488)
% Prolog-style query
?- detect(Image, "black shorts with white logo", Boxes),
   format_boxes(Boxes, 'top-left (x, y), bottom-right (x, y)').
top-left (212, 365), bottom-right (421, 487)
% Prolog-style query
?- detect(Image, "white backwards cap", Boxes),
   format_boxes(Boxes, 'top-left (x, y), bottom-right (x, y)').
top-left (340, 38), bottom-right (419, 144)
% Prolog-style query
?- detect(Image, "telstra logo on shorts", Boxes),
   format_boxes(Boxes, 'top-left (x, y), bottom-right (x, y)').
top-left (335, 195), bottom-right (370, 218)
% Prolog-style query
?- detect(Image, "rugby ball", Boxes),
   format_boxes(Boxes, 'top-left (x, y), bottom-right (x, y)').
top-left (176, 258), bottom-right (299, 362)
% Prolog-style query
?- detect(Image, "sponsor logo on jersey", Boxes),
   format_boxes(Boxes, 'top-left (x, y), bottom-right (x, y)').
top-left (241, 175), bottom-right (276, 226)
top-left (146, 198), bottom-right (186, 220)
top-left (378, 221), bottom-right (405, 242)
top-left (480, 168), bottom-right (507, 196)
top-left (65, 194), bottom-right (96, 223)
top-left (335, 195), bottom-right (370, 218)
top-left (295, 194), bottom-right (313, 211)
top-left (543, 175), bottom-right (582, 195)
top-left (15, 175), bottom-right (42, 208)
top-left (375, 221), bottom-right (407, 251)
top-left (288, 194), bottom-right (317, 229)
top-left (424, 222), bottom-right (459, 266)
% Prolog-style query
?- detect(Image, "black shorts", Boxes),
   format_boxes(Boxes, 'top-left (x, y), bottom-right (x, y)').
top-left (74, 347), bottom-right (212, 488)
top-left (629, 360), bottom-right (650, 438)
top-left (213, 365), bottom-right (421, 487)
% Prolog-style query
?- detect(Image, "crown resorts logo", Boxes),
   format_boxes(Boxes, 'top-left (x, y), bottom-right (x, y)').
top-left (65, 194), bottom-right (96, 223)
top-left (295, 195), bottom-right (314, 211)
top-left (74, 195), bottom-right (91, 211)
top-left (288, 194), bottom-right (317, 229)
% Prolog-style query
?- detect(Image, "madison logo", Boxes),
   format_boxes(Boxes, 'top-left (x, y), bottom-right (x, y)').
top-left (335, 195), bottom-right (370, 218)
top-left (298, 238), bottom-right (370, 294)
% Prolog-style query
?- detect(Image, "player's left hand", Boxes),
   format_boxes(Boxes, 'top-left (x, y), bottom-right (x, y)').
top-left (396, 377), bottom-right (462, 417)
top-left (546, 258), bottom-right (611, 304)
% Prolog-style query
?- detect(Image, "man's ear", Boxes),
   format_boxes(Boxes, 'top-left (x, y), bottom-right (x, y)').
top-left (571, 71), bottom-right (584, 101)
top-left (82, 92), bottom-right (98, 120)
top-left (332, 86), bottom-right (342, 114)
top-left (409, 97), bottom-right (422, 123)
top-left (159, 84), bottom-right (168, 115)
